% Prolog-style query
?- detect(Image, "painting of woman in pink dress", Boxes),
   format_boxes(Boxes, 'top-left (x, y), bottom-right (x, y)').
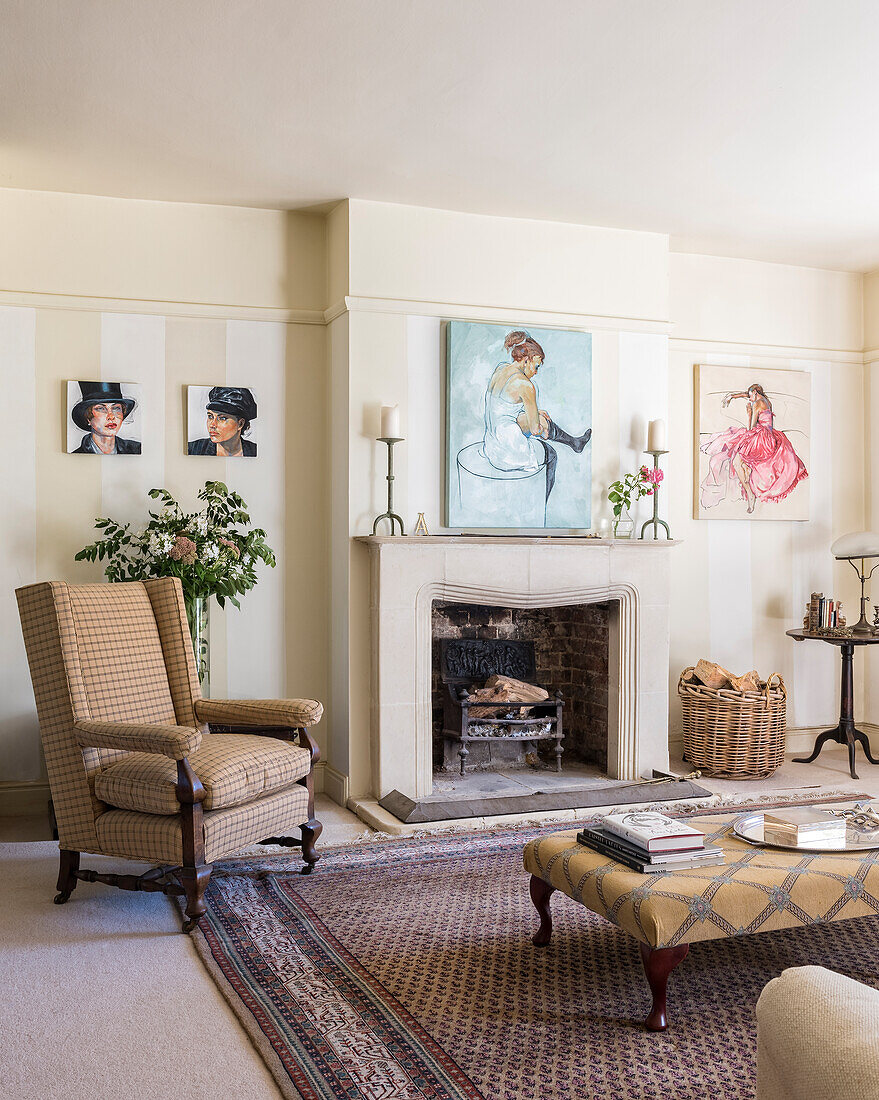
top-left (700, 383), bottom-right (808, 514)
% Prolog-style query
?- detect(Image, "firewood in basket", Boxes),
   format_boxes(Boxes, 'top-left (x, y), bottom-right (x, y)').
top-left (693, 659), bottom-right (734, 690)
top-left (728, 670), bottom-right (761, 693)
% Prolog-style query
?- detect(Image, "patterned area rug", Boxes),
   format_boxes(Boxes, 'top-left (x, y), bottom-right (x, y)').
top-left (193, 796), bottom-right (879, 1100)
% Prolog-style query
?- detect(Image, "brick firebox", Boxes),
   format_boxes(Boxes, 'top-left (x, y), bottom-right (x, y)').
top-left (432, 601), bottom-right (610, 772)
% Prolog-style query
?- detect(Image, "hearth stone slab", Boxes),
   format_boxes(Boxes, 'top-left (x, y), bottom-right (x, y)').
top-left (379, 774), bottom-right (712, 824)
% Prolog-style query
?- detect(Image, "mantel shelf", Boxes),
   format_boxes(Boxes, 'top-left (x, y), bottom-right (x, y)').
top-left (355, 535), bottom-right (681, 547)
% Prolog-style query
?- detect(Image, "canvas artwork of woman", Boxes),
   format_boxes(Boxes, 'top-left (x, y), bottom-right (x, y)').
top-left (699, 383), bottom-right (808, 513)
top-left (67, 381), bottom-right (142, 455)
top-left (483, 330), bottom-right (591, 503)
top-left (187, 386), bottom-right (257, 457)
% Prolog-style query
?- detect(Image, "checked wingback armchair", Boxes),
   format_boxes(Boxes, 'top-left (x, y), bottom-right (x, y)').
top-left (16, 576), bottom-right (323, 933)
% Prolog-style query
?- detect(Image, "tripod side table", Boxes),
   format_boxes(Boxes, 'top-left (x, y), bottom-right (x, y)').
top-left (786, 628), bottom-right (879, 779)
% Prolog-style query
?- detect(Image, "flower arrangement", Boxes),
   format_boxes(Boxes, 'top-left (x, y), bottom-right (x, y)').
top-left (607, 465), bottom-right (663, 518)
top-left (75, 481), bottom-right (276, 610)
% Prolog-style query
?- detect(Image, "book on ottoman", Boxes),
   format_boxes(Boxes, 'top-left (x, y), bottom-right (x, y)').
top-left (762, 807), bottom-right (846, 846)
top-left (601, 811), bottom-right (707, 853)
top-left (577, 825), bottom-right (724, 873)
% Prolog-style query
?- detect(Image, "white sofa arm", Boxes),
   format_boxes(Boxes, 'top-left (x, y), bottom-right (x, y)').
top-left (756, 966), bottom-right (879, 1100)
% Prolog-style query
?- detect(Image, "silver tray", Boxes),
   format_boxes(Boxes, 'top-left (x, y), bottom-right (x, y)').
top-left (732, 809), bottom-right (879, 852)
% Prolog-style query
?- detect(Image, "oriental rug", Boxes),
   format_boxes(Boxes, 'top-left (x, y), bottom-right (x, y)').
top-left (192, 795), bottom-right (879, 1100)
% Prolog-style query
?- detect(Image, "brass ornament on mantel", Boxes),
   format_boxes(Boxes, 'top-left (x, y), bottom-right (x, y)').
top-left (413, 512), bottom-right (430, 536)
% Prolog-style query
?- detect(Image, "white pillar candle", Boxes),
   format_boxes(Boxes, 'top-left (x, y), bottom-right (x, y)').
top-left (380, 404), bottom-right (400, 438)
top-left (647, 418), bottom-right (667, 452)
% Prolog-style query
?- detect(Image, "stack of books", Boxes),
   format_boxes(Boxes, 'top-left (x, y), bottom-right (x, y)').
top-left (577, 811), bottom-right (724, 873)
top-left (762, 807), bottom-right (847, 847)
top-left (804, 592), bottom-right (845, 632)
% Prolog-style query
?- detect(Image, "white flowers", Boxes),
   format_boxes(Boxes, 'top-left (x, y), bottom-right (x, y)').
top-left (201, 543), bottom-right (220, 563)
top-left (145, 529), bottom-right (174, 556)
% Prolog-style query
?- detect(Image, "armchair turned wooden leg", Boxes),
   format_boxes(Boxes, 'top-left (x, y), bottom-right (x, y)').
top-left (179, 865), bottom-right (212, 933)
top-left (54, 849), bottom-right (80, 904)
top-left (176, 757), bottom-right (211, 933)
top-left (300, 820), bottom-right (322, 874)
top-left (295, 727), bottom-right (322, 875)
top-left (529, 874), bottom-right (555, 946)
top-left (639, 942), bottom-right (689, 1031)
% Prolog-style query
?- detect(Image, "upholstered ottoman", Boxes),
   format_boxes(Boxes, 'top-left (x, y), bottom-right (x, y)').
top-left (523, 810), bottom-right (879, 1031)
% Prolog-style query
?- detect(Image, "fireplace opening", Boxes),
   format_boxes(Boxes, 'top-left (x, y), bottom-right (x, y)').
top-left (431, 601), bottom-right (610, 780)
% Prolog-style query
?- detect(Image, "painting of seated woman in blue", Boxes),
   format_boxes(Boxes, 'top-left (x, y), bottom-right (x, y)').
top-left (445, 321), bottom-right (592, 529)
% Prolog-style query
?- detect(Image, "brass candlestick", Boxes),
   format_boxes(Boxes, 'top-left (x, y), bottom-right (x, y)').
top-left (372, 437), bottom-right (405, 535)
top-left (639, 449), bottom-right (671, 540)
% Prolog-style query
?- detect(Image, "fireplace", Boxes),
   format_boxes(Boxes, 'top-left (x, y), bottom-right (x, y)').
top-left (432, 603), bottom-right (609, 773)
top-left (355, 535), bottom-right (679, 818)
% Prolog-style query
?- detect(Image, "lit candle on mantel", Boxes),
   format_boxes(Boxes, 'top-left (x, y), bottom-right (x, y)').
top-left (647, 419), bottom-right (667, 452)
top-left (380, 404), bottom-right (401, 439)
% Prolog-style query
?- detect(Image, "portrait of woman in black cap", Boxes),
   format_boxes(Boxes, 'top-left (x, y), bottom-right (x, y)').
top-left (67, 381), bottom-right (142, 455)
top-left (187, 386), bottom-right (258, 457)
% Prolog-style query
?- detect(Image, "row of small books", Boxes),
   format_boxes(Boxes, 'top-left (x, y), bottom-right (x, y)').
top-left (762, 806), bottom-right (846, 846)
top-left (577, 811), bottom-right (724, 873)
top-left (805, 592), bottom-right (844, 632)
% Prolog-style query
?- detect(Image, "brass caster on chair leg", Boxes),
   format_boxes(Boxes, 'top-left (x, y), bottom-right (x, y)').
top-left (53, 891), bottom-right (72, 905)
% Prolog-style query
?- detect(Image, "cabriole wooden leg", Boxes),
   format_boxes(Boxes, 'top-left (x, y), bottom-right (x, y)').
top-left (54, 849), bottom-right (80, 904)
top-left (529, 875), bottom-right (555, 946)
top-left (639, 942), bottom-right (689, 1031)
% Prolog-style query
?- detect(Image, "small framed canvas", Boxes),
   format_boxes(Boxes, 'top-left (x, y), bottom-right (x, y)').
top-left (67, 381), bottom-right (142, 455)
top-left (445, 321), bottom-right (592, 529)
top-left (695, 364), bottom-right (810, 520)
top-left (187, 386), bottom-right (258, 457)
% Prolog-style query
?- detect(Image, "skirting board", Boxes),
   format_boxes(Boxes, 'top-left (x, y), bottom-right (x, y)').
top-left (0, 781), bottom-right (51, 817)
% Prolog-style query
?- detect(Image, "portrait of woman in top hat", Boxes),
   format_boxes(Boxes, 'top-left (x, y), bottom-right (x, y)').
top-left (67, 381), bottom-right (142, 455)
top-left (187, 386), bottom-right (258, 457)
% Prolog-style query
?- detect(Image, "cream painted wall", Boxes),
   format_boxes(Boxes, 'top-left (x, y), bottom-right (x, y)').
top-left (669, 253), bottom-right (866, 743)
top-left (0, 187), bottom-right (326, 313)
top-left (670, 253), bottom-right (863, 353)
top-left (2, 189), bottom-right (876, 807)
top-left (345, 199), bottom-right (670, 324)
top-left (0, 189), bottom-right (329, 792)
top-left (335, 207), bottom-right (870, 800)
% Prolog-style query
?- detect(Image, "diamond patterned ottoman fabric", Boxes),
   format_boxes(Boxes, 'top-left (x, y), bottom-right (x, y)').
top-left (94, 734), bottom-right (312, 814)
top-left (524, 812), bottom-right (879, 949)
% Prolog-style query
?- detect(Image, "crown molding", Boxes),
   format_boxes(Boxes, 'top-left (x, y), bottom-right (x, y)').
top-left (0, 289), bottom-right (325, 325)
top-left (671, 335), bottom-right (864, 364)
top-left (326, 294), bottom-right (673, 334)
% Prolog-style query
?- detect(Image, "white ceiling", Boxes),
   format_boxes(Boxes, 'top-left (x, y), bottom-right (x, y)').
top-left (3, 0), bottom-right (879, 271)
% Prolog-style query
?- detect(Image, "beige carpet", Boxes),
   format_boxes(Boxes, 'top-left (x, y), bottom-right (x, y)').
top-left (0, 842), bottom-right (282, 1100)
top-left (1, 752), bottom-right (875, 1099)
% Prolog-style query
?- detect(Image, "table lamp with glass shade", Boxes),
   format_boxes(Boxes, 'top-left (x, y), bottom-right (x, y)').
top-left (831, 531), bottom-right (879, 635)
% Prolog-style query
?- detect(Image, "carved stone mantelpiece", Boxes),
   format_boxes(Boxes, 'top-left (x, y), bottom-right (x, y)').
top-left (356, 536), bottom-right (680, 804)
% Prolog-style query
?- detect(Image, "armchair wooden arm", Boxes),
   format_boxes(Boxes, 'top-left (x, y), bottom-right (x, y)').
top-left (74, 719), bottom-right (203, 760)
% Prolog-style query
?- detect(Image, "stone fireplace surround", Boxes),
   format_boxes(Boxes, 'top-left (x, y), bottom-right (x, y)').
top-left (355, 536), bottom-right (680, 822)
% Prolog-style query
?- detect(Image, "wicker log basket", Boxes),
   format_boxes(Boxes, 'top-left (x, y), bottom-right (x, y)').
top-left (678, 666), bottom-right (787, 779)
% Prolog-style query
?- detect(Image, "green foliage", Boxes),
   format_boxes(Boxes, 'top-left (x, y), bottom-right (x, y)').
top-left (606, 466), bottom-right (653, 518)
top-left (75, 481), bottom-right (275, 609)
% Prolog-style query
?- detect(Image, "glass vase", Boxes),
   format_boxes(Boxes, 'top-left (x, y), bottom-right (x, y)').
top-left (613, 507), bottom-right (635, 539)
top-left (185, 596), bottom-right (210, 697)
